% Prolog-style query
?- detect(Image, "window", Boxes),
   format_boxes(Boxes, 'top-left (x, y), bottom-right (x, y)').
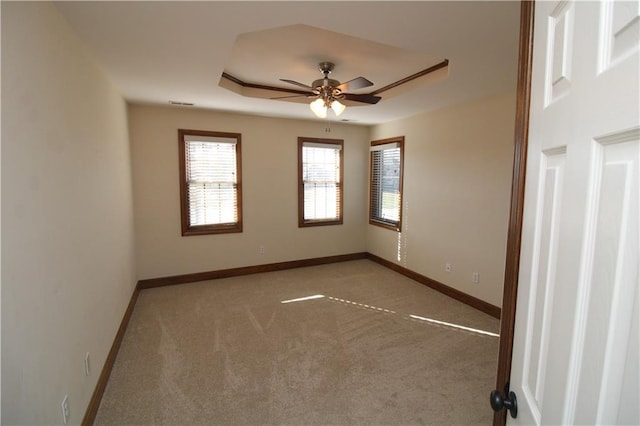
top-left (178, 129), bottom-right (242, 235)
top-left (369, 136), bottom-right (404, 231)
top-left (298, 137), bottom-right (344, 227)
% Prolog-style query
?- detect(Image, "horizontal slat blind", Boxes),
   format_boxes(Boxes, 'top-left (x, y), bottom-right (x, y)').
top-left (186, 140), bottom-right (238, 226)
top-left (370, 142), bottom-right (402, 227)
top-left (302, 143), bottom-right (341, 221)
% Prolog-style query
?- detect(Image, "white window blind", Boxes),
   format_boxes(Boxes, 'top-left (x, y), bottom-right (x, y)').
top-left (300, 140), bottom-right (343, 225)
top-left (179, 129), bottom-right (242, 235)
top-left (370, 140), bottom-right (403, 229)
top-left (186, 139), bottom-right (238, 226)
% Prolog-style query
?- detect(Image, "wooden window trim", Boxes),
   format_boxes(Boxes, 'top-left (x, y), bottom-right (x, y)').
top-left (178, 129), bottom-right (243, 236)
top-left (298, 137), bottom-right (344, 227)
top-left (369, 136), bottom-right (404, 232)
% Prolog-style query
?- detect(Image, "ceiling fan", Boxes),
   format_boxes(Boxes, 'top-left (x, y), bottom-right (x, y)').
top-left (275, 62), bottom-right (382, 118)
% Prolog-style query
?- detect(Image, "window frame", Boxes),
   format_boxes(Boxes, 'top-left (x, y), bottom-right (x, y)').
top-left (369, 136), bottom-right (404, 231)
top-left (178, 129), bottom-right (243, 236)
top-left (298, 137), bottom-right (344, 227)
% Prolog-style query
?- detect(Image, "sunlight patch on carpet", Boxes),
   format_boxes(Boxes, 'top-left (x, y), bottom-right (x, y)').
top-left (280, 293), bottom-right (498, 338)
top-left (280, 294), bottom-right (325, 304)
top-left (410, 314), bottom-right (500, 337)
top-left (327, 296), bottom-right (397, 314)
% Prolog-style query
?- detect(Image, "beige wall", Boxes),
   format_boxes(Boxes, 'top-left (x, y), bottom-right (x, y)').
top-left (369, 92), bottom-right (516, 307)
top-left (132, 94), bottom-right (514, 306)
top-left (129, 105), bottom-right (370, 280)
top-left (1, 2), bottom-right (136, 424)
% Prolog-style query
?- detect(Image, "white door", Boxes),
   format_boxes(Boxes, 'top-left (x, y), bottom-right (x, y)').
top-left (509, 0), bottom-right (639, 424)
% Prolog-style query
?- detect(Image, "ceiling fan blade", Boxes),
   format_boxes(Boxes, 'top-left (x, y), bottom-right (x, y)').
top-left (271, 93), bottom-right (315, 100)
top-left (342, 93), bottom-right (382, 104)
top-left (280, 79), bottom-right (314, 90)
top-left (336, 77), bottom-right (374, 92)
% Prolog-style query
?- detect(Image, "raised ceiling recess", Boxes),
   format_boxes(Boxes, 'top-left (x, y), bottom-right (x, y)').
top-left (219, 24), bottom-right (449, 108)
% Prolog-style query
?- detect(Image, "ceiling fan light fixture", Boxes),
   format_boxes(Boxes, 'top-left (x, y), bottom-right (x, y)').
top-left (280, 62), bottom-right (379, 118)
top-left (331, 99), bottom-right (346, 116)
top-left (310, 98), bottom-right (327, 118)
top-left (310, 96), bottom-right (346, 118)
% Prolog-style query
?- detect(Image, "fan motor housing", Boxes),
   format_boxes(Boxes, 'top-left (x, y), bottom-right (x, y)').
top-left (312, 78), bottom-right (340, 89)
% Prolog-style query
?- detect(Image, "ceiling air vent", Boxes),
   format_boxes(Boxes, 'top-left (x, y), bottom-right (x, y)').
top-left (169, 101), bottom-right (194, 106)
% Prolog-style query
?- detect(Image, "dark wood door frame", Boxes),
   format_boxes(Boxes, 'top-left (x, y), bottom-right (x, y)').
top-left (493, 2), bottom-right (535, 425)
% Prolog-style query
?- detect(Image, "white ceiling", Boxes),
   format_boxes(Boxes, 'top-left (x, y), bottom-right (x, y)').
top-left (54, 1), bottom-right (522, 125)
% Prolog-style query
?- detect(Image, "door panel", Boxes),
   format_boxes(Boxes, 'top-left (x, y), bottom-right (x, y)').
top-left (520, 149), bottom-right (566, 424)
top-left (601, 0), bottom-right (639, 67)
top-left (573, 135), bottom-right (638, 425)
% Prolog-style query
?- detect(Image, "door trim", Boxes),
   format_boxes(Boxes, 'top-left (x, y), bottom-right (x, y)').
top-left (493, 2), bottom-right (535, 425)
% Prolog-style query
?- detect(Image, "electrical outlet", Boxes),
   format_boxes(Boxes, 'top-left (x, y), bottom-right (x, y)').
top-left (84, 352), bottom-right (90, 376)
top-left (259, 245), bottom-right (265, 254)
top-left (445, 263), bottom-right (452, 272)
top-left (61, 395), bottom-right (69, 425)
top-left (473, 272), bottom-right (480, 284)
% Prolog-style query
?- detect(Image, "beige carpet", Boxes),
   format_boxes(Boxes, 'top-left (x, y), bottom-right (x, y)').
top-left (95, 260), bottom-right (499, 425)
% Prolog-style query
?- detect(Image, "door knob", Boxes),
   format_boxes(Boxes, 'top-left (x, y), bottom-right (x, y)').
top-left (490, 383), bottom-right (518, 418)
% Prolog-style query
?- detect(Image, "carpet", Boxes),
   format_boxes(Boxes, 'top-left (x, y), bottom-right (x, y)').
top-left (95, 260), bottom-right (499, 425)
